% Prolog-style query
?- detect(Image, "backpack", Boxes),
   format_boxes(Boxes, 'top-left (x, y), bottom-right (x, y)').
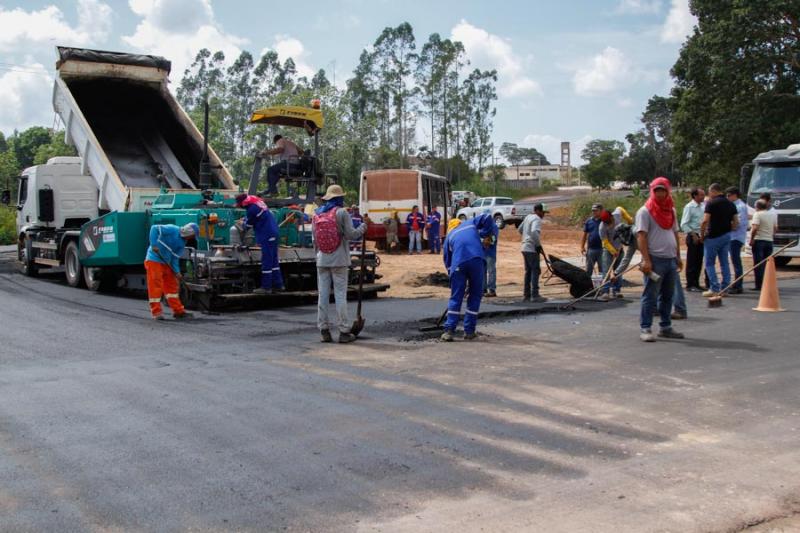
top-left (313, 208), bottom-right (342, 253)
top-left (614, 223), bottom-right (634, 246)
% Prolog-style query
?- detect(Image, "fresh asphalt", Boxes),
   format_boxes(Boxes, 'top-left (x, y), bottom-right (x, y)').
top-left (2, 249), bottom-right (800, 532)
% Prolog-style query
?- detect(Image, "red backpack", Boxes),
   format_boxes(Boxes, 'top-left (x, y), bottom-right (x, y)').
top-left (313, 208), bottom-right (342, 253)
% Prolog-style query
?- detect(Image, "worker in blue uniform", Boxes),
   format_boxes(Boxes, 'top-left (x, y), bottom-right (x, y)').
top-left (441, 213), bottom-right (497, 341)
top-left (427, 205), bottom-right (442, 254)
top-left (236, 194), bottom-right (284, 295)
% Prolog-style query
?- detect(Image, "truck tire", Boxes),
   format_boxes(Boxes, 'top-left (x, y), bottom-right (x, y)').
top-left (774, 256), bottom-right (792, 268)
top-left (64, 241), bottom-right (84, 288)
top-left (83, 266), bottom-right (118, 292)
top-left (493, 214), bottom-right (505, 229)
top-left (18, 236), bottom-right (38, 277)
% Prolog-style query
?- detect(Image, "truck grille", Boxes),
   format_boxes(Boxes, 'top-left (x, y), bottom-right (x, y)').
top-left (778, 214), bottom-right (800, 233)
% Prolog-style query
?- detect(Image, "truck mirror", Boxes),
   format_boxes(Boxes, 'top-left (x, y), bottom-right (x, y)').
top-left (0, 189), bottom-right (9, 205)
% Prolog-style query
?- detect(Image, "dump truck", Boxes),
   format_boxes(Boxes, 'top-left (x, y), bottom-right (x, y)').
top-left (14, 47), bottom-right (387, 308)
top-left (741, 143), bottom-right (800, 267)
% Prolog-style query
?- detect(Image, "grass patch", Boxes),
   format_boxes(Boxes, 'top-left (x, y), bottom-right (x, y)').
top-left (0, 206), bottom-right (17, 245)
top-left (568, 191), bottom-right (689, 227)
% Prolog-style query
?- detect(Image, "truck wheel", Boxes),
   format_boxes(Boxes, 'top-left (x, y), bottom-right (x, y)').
top-left (64, 241), bottom-right (84, 288)
top-left (18, 236), bottom-right (39, 277)
top-left (494, 214), bottom-right (506, 229)
top-left (774, 256), bottom-right (792, 268)
top-left (83, 266), bottom-right (117, 292)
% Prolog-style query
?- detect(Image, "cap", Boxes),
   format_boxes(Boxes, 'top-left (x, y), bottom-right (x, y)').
top-left (322, 184), bottom-right (345, 200)
top-left (591, 203), bottom-right (603, 210)
top-left (180, 223), bottom-right (199, 237)
top-left (534, 202), bottom-right (549, 212)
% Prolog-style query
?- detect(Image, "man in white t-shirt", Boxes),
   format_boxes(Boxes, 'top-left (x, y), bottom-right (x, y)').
top-left (749, 199), bottom-right (777, 291)
top-left (262, 134), bottom-right (302, 195)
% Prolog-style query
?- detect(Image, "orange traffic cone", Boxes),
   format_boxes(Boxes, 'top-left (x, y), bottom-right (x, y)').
top-left (753, 256), bottom-right (784, 312)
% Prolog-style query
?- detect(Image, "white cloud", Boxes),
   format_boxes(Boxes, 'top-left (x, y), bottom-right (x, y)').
top-left (265, 35), bottom-right (315, 80)
top-left (122, 0), bottom-right (246, 79)
top-left (573, 46), bottom-right (632, 96)
top-left (451, 20), bottom-right (541, 98)
top-left (0, 0), bottom-right (112, 52)
top-left (520, 134), bottom-right (593, 165)
top-left (0, 62), bottom-right (54, 134)
top-left (615, 0), bottom-right (662, 14)
top-left (660, 0), bottom-right (696, 43)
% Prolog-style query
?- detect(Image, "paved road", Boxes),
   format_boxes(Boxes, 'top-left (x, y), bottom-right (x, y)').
top-left (2, 258), bottom-right (800, 532)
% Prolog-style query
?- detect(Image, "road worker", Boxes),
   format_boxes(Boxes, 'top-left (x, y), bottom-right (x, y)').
top-left (427, 205), bottom-right (442, 254)
top-left (440, 213), bottom-right (497, 342)
top-left (236, 194), bottom-right (284, 295)
top-left (145, 222), bottom-right (198, 320)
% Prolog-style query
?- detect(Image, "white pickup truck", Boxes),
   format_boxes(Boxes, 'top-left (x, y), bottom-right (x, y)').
top-left (455, 196), bottom-right (533, 228)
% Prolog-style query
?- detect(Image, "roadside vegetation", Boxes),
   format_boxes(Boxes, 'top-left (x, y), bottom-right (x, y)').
top-left (0, 206), bottom-right (15, 245)
top-left (568, 191), bottom-right (690, 227)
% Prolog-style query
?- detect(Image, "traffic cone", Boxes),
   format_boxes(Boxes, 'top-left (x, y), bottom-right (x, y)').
top-left (753, 256), bottom-right (785, 312)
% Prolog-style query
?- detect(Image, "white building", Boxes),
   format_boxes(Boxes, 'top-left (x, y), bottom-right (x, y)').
top-left (484, 165), bottom-right (565, 189)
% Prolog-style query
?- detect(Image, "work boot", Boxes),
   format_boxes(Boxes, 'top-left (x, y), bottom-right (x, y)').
top-left (485, 291), bottom-right (497, 298)
top-left (253, 287), bottom-right (272, 295)
top-left (729, 287), bottom-right (743, 295)
top-left (671, 311), bottom-right (687, 320)
top-left (320, 329), bottom-right (333, 343)
top-left (640, 329), bottom-right (655, 342)
top-left (463, 332), bottom-right (478, 340)
top-left (702, 290), bottom-right (719, 298)
top-left (658, 328), bottom-right (685, 339)
top-left (152, 314), bottom-right (165, 321)
top-left (529, 295), bottom-right (548, 303)
top-left (338, 332), bottom-right (356, 344)
top-left (174, 311), bottom-right (194, 320)
top-left (613, 290), bottom-right (624, 299)
top-left (440, 330), bottom-right (455, 342)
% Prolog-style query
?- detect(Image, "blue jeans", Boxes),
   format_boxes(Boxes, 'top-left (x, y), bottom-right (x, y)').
top-left (672, 279), bottom-right (687, 316)
top-left (730, 239), bottom-right (744, 290)
top-left (600, 250), bottom-right (623, 294)
top-left (444, 257), bottom-right (485, 334)
top-left (586, 248), bottom-right (602, 275)
top-left (640, 256), bottom-right (678, 331)
top-left (428, 229), bottom-right (441, 253)
top-left (704, 233), bottom-right (731, 293)
top-left (484, 256), bottom-right (496, 293)
top-left (408, 230), bottom-right (422, 252)
top-left (752, 240), bottom-right (773, 289)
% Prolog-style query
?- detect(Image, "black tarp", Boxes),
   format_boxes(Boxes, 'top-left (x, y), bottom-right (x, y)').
top-left (57, 47), bottom-right (171, 73)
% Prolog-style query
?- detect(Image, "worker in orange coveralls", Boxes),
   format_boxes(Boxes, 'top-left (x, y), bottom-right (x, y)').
top-left (145, 223), bottom-right (198, 320)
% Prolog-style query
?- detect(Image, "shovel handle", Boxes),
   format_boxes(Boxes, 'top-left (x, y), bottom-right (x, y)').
top-left (717, 239), bottom-right (797, 294)
top-left (560, 261), bottom-right (642, 310)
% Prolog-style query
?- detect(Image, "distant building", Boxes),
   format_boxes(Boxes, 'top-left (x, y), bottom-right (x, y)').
top-left (484, 164), bottom-right (565, 189)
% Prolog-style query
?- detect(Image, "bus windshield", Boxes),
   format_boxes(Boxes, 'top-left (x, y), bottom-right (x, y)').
top-left (750, 163), bottom-right (800, 194)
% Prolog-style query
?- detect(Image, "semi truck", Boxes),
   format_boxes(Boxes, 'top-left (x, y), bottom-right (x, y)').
top-left (14, 47), bottom-right (386, 308)
top-left (741, 143), bottom-right (800, 267)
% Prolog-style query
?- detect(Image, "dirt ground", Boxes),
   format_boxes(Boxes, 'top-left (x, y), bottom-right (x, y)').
top-left (372, 206), bottom-right (799, 300)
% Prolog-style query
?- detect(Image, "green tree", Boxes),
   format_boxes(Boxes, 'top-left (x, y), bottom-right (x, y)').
top-left (33, 131), bottom-right (77, 165)
top-left (9, 126), bottom-right (52, 168)
top-left (581, 139), bottom-right (625, 188)
top-left (670, 1), bottom-right (800, 186)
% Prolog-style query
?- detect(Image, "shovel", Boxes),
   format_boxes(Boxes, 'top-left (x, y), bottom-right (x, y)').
top-left (707, 240), bottom-right (797, 308)
top-left (350, 234), bottom-right (368, 336)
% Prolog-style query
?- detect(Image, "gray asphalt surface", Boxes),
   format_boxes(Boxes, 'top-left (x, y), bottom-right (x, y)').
top-left (2, 252), bottom-right (800, 532)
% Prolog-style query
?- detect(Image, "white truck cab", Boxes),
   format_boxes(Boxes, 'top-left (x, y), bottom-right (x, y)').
top-left (16, 157), bottom-right (98, 279)
top-left (17, 157), bottom-right (98, 232)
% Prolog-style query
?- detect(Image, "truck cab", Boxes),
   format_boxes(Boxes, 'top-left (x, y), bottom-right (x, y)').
top-left (16, 157), bottom-right (98, 278)
top-left (741, 144), bottom-right (800, 266)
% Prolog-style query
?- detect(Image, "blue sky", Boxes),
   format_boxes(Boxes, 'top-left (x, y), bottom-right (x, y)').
top-left (0, 0), bottom-right (696, 163)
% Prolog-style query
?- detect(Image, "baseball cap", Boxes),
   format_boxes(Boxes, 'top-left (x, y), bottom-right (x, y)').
top-left (591, 203), bottom-right (603, 210)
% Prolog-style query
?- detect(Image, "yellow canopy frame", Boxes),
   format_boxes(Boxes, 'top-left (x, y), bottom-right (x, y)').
top-left (249, 105), bottom-right (324, 130)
